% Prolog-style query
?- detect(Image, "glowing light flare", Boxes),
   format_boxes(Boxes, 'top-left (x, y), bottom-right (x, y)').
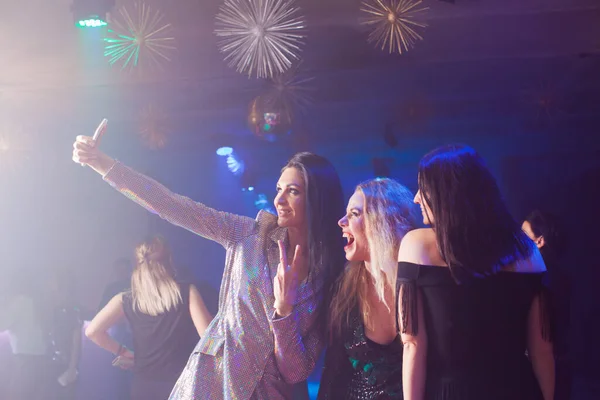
top-left (216, 146), bottom-right (234, 156)
top-left (360, 0), bottom-right (428, 54)
top-left (77, 18), bottom-right (107, 28)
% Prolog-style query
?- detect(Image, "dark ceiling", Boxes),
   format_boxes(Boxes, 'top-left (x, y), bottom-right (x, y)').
top-left (1, 0), bottom-right (599, 148)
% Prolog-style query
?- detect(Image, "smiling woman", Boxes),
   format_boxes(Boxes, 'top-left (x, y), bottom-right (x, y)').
top-left (72, 135), bottom-right (345, 400)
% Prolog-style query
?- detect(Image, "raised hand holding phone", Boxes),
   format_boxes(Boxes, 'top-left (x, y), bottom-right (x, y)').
top-left (92, 118), bottom-right (108, 146)
top-left (72, 118), bottom-right (115, 175)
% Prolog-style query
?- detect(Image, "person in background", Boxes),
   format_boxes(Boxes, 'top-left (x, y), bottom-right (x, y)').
top-left (523, 210), bottom-right (570, 399)
top-left (97, 257), bottom-right (134, 400)
top-left (318, 178), bottom-right (417, 399)
top-left (86, 236), bottom-right (213, 400)
top-left (0, 272), bottom-right (48, 400)
top-left (47, 268), bottom-right (83, 400)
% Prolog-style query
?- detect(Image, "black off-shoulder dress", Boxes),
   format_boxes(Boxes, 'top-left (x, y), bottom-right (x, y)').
top-left (398, 262), bottom-right (551, 400)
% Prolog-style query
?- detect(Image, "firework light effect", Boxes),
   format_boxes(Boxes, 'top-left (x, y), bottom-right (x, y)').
top-left (138, 104), bottom-right (170, 149)
top-left (360, 0), bottom-right (428, 54)
top-left (263, 66), bottom-right (314, 121)
top-left (215, 0), bottom-right (306, 78)
top-left (104, 2), bottom-right (176, 71)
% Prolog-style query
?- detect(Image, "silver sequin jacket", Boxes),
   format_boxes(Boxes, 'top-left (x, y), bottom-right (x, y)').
top-left (103, 162), bottom-right (324, 400)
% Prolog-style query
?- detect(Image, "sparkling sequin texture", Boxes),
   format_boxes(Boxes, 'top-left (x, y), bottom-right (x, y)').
top-left (104, 162), bottom-right (324, 400)
top-left (318, 312), bottom-right (404, 400)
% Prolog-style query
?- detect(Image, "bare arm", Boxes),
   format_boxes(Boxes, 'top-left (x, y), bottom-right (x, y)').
top-left (85, 293), bottom-right (131, 357)
top-left (528, 294), bottom-right (555, 400)
top-left (397, 229), bottom-right (430, 400)
top-left (189, 284), bottom-right (213, 337)
top-left (399, 286), bottom-right (427, 400)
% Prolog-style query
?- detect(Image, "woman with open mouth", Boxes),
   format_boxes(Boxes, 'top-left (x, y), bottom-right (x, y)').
top-left (318, 178), bottom-right (419, 400)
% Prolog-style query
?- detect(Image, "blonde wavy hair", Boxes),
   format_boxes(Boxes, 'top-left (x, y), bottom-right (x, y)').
top-left (329, 178), bottom-right (417, 338)
top-left (131, 236), bottom-right (182, 316)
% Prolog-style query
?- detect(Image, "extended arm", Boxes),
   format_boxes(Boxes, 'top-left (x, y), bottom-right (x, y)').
top-left (73, 136), bottom-right (256, 248)
top-left (399, 286), bottom-right (427, 400)
top-left (397, 230), bottom-right (429, 400)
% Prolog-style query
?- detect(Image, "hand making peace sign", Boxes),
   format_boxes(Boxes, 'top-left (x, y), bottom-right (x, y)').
top-left (273, 240), bottom-right (303, 318)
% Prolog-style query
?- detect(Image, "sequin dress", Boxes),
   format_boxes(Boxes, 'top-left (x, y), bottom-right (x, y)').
top-left (317, 311), bottom-right (404, 400)
top-left (103, 162), bottom-right (324, 400)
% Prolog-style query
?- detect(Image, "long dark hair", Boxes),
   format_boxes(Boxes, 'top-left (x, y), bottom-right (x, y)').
top-left (418, 144), bottom-right (533, 283)
top-left (283, 152), bottom-right (346, 338)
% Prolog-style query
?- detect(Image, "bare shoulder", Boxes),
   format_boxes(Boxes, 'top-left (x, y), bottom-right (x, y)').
top-left (111, 292), bottom-right (125, 304)
top-left (398, 228), bottom-right (436, 264)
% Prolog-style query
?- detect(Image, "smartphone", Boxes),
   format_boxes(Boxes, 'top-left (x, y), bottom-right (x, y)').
top-left (92, 118), bottom-right (108, 145)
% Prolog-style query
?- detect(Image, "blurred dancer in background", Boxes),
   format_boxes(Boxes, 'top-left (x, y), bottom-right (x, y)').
top-left (86, 236), bottom-right (212, 400)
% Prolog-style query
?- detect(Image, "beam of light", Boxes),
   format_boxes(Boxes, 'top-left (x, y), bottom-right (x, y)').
top-left (215, 0), bottom-right (306, 78)
top-left (360, 0), bottom-right (428, 54)
top-left (104, 2), bottom-right (176, 72)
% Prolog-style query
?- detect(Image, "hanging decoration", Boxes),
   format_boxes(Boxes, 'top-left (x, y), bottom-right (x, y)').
top-left (138, 104), bottom-right (170, 149)
top-left (262, 65), bottom-right (314, 123)
top-left (215, 0), bottom-right (306, 79)
top-left (104, 2), bottom-right (176, 72)
top-left (360, 0), bottom-right (428, 54)
top-left (247, 95), bottom-right (292, 141)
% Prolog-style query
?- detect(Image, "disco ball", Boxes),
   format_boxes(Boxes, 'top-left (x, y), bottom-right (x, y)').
top-left (247, 96), bottom-right (291, 141)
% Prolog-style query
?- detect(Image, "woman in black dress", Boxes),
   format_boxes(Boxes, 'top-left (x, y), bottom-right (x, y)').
top-left (398, 145), bottom-right (555, 400)
top-left (318, 178), bottom-right (417, 399)
top-left (86, 236), bottom-right (213, 400)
